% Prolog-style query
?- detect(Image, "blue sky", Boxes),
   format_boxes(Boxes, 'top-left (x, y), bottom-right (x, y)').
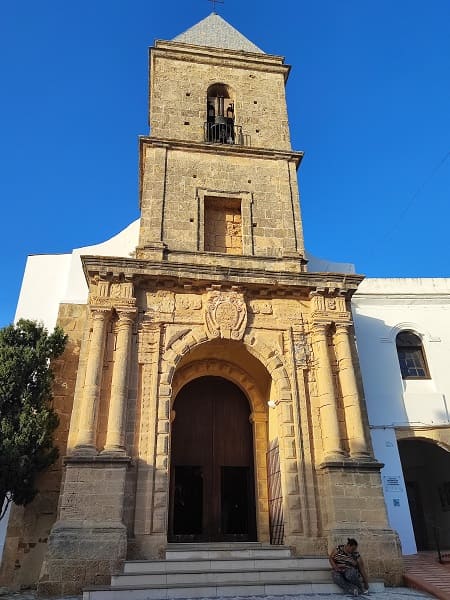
top-left (1, 0), bottom-right (449, 328)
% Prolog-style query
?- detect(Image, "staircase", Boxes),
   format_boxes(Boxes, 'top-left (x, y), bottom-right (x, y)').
top-left (82, 542), bottom-right (385, 599)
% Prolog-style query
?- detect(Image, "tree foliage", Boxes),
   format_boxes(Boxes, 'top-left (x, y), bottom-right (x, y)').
top-left (0, 319), bottom-right (67, 519)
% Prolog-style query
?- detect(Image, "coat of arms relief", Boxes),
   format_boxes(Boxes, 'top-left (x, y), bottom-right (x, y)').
top-left (204, 290), bottom-right (247, 340)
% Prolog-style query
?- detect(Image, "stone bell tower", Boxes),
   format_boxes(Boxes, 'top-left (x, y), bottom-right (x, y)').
top-left (36, 14), bottom-right (402, 594)
top-left (137, 17), bottom-right (305, 267)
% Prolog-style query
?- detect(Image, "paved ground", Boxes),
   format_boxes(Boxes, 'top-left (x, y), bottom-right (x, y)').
top-left (403, 552), bottom-right (450, 599)
top-left (0, 589), bottom-right (436, 600)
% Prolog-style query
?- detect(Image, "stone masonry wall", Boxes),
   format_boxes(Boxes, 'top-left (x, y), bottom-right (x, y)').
top-left (150, 44), bottom-right (291, 151)
top-left (0, 304), bottom-right (87, 590)
top-left (139, 146), bottom-right (304, 258)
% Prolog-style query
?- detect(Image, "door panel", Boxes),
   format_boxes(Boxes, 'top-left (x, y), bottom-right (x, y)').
top-left (221, 466), bottom-right (254, 539)
top-left (169, 376), bottom-right (256, 542)
top-left (173, 466), bottom-right (203, 535)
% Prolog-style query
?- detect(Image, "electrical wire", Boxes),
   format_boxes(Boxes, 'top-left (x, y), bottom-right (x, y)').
top-left (381, 150), bottom-right (450, 243)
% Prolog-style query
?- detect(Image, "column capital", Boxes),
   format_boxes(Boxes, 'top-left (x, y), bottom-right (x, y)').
top-left (89, 306), bottom-right (112, 318)
top-left (249, 411), bottom-right (268, 424)
top-left (334, 320), bottom-right (353, 333)
top-left (311, 320), bottom-right (331, 335)
top-left (115, 306), bottom-right (137, 322)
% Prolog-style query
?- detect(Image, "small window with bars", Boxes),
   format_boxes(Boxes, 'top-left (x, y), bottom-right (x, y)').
top-left (396, 331), bottom-right (430, 379)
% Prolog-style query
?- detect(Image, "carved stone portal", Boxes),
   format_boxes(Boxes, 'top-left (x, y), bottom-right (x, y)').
top-left (204, 290), bottom-right (247, 340)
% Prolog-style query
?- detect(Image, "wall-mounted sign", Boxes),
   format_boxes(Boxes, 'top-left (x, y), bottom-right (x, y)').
top-left (383, 475), bottom-right (403, 493)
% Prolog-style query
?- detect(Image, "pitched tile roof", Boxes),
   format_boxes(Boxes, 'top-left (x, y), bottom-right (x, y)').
top-left (173, 13), bottom-right (264, 54)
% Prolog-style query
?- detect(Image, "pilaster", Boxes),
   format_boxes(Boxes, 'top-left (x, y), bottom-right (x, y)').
top-left (334, 321), bottom-right (371, 460)
top-left (103, 308), bottom-right (137, 455)
top-left (133, 315), bottom-right (166, 558)
top-left (311, 321), bottom-right (346, 461)
top-left (74, 307), bottom-right (111, 454)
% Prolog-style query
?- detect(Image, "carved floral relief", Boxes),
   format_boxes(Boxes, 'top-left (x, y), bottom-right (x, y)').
top-left (248, 300), bottom-right (273, 314)
top-left (175, 294), bottom-right (202, 312)
top-left (146, 291), bottom-right (175, 315)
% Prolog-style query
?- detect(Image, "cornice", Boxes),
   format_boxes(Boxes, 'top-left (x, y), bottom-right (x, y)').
top-left (139, 135), bottom-right (303, 165)
top-left (151, 41), bottom-right (291, 81)
top-left (81, 254), bottom-right (364, 296)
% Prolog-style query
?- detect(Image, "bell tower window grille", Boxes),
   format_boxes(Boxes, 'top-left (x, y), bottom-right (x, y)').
top-left (205, 83), bottom-right (246, 145)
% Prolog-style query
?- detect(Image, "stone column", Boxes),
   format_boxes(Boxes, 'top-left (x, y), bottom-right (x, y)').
top-left (74, 307), bottom-right (110, 454)
top-left (103, 308), bottom-right (136, 455)
top-left (311, 322), bottom-right (345, 461)
top-left (334, 322), bottom-right (370, 459)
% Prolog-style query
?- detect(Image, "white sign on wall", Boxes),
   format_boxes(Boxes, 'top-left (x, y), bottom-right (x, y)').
top-left (383, 475), bottom-right (403, 493)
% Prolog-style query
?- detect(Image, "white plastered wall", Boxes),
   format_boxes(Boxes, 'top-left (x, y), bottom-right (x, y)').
top-left (14, 219), bottom-right (140, 331)
top-left (1, 220), bottom-right (140, 566)
top-left (352, 278), bottom-right (450, 554)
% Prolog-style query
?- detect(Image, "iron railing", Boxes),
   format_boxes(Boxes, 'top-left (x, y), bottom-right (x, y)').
top-left (204, 122), bottom-right (249, 146)
top-left (431, 523), bottom-right (450, 564)
top-left (267, 438), bottom-right (284, 545)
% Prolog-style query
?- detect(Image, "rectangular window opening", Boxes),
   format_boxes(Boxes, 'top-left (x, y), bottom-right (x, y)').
top-left (204, 196), bottom-right (242, 255)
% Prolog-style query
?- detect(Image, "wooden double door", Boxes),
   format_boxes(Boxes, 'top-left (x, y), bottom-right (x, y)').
top-left (168, 376), bottom-right (257, 542)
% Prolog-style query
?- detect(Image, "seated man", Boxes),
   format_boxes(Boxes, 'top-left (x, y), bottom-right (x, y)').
top-left (329, 538), bottom-right (369, 596)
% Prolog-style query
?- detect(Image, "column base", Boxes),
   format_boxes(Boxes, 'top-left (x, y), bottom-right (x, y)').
top-left (326, 527), bottom-right (403, 585)
top-left (317, 460), bottom-right (403, 585)
top-left (100, 447), bottom-right (128, 457)
top-left (323, 451), bottom-right (348, 462)
top-left (38, 522), bottom-right (127, 596)
top-left (71, 444), bottom-right (98, 457)
top-left (38, 456), bottom-right (131, 594)
top-left (349, 451), bottom-right (373, 461)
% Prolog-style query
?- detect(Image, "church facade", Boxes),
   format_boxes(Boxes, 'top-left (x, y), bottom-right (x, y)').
top-left (0, 15), bottom-right (403, 594)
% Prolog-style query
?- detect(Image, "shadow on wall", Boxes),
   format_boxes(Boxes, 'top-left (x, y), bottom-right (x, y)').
top-left (352, 312), bottom-right (409, 426)
top-left (398, 439), bottom-right (450, 552)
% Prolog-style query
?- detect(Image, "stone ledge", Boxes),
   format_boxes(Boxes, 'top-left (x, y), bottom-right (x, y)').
top-left (318, 459), bottom-right (384, 471)
top-left (64, 455), bottom-right (132, 466)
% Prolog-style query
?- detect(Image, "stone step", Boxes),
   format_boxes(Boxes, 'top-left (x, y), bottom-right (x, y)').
top-left (123, 556), bottom-right (329, 573)
top-left (83, 580), bottom-right (385, 600)
top-left (112, 566), bottom-right (331, 586)
top-left (165, 543), bottom-right (292, 560)
top-left (83, 544), bottom-right (383, 600)
top-left (166, 542), bottom-right (268, 550)
top-left (84, 581), bottom-right (340, 600)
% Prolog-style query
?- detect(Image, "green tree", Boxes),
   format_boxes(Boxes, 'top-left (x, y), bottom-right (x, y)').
top-left (0, 319), bottom-right (67, 520)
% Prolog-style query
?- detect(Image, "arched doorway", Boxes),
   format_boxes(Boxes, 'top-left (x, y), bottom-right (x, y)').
top-left (398, 438), bottom-right (450, 551)
top-left (168, 376), bottom-right (257, 542)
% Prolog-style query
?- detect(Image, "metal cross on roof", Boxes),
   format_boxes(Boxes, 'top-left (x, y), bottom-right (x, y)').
top-left (208, 0), bottom-right (224, 11)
